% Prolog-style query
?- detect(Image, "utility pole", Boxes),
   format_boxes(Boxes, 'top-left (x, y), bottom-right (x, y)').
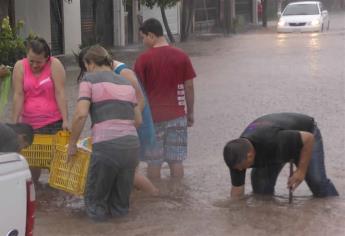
top-left (224, 0), bottom-right (231, 34)
top-left (262, 0), bottom-right (267, 27)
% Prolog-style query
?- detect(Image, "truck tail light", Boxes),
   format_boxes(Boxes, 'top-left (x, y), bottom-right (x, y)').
top-left (25, 180), bottom-right (36, 236)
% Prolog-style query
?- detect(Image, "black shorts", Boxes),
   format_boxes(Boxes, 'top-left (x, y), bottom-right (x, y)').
top-left (34, 120), bottom-right (63, 134)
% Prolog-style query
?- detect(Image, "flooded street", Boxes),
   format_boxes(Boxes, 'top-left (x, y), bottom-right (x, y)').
top-left (31, 12), bottom-right (345, 235)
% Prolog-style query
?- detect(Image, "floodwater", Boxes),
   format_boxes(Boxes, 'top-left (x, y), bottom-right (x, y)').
top-left (3, 12), bottom-right (345, 236)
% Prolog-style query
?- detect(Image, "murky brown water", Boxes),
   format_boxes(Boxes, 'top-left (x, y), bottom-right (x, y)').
top-left (1, 12), bottom-right (345, 236)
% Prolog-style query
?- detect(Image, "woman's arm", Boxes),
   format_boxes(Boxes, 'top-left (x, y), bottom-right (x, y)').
top-left (133, 105), bottom-right (143, 128)
top-left (121, 69), bottom-right (145, 112)
top-left (11, 61), bottom-right (24, 123)
top-left (67, 100), bottom-right (90, 159)
top-left (113, 60), bottom-right (145, 112)
top-left (51, 58), bottom-right (69, 130)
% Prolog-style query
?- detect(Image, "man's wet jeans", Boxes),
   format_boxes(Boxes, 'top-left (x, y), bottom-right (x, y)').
top-left (251, 126), bottom-right (339, 197)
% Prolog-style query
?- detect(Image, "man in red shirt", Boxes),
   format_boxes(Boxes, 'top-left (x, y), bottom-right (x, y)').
top-left (134, 18), bottom-right (196, 179)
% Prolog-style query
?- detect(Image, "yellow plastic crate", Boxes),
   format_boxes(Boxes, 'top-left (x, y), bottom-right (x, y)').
top-left (48, 145), bottom-right (91, 196)
top-left (20, 131), bottom-right (70, 168)
top-left (55, 130), bottom-right (70, 146)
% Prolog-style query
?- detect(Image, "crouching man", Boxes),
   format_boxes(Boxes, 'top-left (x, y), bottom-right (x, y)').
top-left (223, 113), bottom-right (338, 199)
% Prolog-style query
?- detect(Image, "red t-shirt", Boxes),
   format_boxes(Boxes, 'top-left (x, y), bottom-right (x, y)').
top-left (134, 46), bottom-right (196, 122)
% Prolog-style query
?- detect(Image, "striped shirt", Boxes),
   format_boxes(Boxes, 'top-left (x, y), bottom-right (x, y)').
top-left (78, 71), bottom-right (139, 147)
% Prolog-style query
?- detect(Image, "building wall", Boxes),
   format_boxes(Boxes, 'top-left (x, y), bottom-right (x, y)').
top-left (63, 0), bottom-right (81, 55)
top-left (15, 0), bottom-right (51, 44)
top-left (141, 4), bottom-right (181, 35)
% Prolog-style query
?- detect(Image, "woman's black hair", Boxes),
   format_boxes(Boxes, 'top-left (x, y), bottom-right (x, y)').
top-left (75, 45), bottom-right (113, 82)
top-left (74, 47), bottom-right (90, 82)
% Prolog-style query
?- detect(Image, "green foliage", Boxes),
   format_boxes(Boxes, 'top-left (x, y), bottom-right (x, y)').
top-left (0, 17), bottom-right (26, 67)
top-left (0, 72), bottom-right (11, 117)
top-left (141, 0), bottom-right (180, 9)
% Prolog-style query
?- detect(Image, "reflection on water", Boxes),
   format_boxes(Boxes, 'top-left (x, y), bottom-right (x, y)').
top-left (276, 32), bottom-right (321, 50)
top-left (276, 34), bottom-right (288, 48)
top-left (212, 194), bottom-right (312, 209)
top-left (275, 32), bottom-right (322, 78)
top-left (308, 33), bottom-right (321, 77)
top-left (309, 33), bottom-right (321, 50)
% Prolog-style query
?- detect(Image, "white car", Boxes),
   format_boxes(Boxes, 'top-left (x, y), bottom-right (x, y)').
top-left (0, 153), bottom-right (35, 236)
top-left (277, 1), bottom-right (330, 33)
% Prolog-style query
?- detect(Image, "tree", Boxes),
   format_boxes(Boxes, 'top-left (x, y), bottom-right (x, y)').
top-left (180, 0), bottom-right (195, 42)
top-left (141, 0), bottom-right (180, 43)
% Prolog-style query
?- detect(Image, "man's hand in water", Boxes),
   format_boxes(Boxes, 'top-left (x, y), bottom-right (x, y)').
top-left (287, 169), bottom-right (305, 191)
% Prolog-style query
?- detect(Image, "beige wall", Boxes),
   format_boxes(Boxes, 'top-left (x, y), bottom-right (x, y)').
top-left (15, 0), bottom-right (81, 55)
top-left (15, 0), bottom-right (51, 44)
top-left (63, 0), bottom-right (81, 55)
top-left (114, 0), bottom-right (126, 46)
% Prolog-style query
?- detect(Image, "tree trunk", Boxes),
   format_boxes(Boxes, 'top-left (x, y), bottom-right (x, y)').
top-left (181, 0), bottom-right (195, 42)
top-left (160, 6), bottom-right (175, 43)
top-left (262, 0), bottom-right (267, 27)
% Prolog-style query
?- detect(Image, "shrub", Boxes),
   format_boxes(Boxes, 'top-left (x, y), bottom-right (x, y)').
top-left (0, 17), bottom-right (26, 67)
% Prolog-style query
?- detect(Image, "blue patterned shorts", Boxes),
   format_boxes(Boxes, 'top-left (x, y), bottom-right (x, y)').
top-left (143, 116), bottom-right (187, 165)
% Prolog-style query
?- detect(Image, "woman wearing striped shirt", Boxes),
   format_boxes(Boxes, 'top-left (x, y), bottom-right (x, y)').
top-left (68, 45), bottom-right (141, 221)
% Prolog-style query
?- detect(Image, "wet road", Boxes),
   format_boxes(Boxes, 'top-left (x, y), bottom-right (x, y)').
top-left (33, 12), bottom-right (345, 236)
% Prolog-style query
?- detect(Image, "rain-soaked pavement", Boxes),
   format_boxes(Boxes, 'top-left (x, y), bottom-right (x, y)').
top-left (6, 12), bottom-right (345, 236)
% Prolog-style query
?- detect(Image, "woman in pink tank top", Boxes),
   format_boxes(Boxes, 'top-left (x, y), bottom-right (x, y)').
top-left (11, 37), bottom-right (68, 184)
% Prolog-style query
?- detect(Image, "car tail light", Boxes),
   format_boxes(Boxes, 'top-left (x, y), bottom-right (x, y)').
top-left (26, 180), bottom-right (36, 236)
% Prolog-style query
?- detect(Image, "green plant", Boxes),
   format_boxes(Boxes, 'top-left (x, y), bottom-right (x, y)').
top-left (0, 17), bottom-right (26, 67)
top-left (0, 71), bottom-right (11, 117)
top-left (0, 17), bottom-right (36, 117)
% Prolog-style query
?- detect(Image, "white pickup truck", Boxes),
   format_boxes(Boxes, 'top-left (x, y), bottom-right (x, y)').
top-left (0, 153), bottom-right (35, 236)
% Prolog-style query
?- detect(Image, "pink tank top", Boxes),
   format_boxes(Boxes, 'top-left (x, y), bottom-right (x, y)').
top-left (21, 58), bottom-right (62, 129)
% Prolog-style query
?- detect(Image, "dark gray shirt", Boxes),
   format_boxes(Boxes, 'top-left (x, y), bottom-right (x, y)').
top-left (230, 113), bottom-right (315, 186)
top-left (0, 123), bottom-right (19, 152)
